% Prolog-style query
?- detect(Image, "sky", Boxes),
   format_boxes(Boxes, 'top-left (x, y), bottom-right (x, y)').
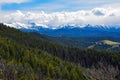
top-left (0, 0), bottom-right (120, 28)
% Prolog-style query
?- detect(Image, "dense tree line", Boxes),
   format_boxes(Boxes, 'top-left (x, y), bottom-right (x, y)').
top-left (0, 23), bottom-right (120, 79)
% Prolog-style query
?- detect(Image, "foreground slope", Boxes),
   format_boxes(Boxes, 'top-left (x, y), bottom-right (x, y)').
top-left (0, 23), bottom-right (120, 80)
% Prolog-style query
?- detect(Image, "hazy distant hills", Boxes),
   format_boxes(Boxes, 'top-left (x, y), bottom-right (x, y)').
top-left (30, 32), bottom-right (120, 51)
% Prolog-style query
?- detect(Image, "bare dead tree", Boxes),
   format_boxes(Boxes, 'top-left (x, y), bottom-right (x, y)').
top-left (84, 62), bottom-right (119, 80)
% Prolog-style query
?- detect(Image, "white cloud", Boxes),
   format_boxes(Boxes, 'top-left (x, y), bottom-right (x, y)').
top-left (1, 6), bottom-right (120, 29)
top-left (91, 8), bottom-right (106, 16)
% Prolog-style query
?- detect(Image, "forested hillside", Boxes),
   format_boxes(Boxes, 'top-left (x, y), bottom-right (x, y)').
top-left (0, 36), bottom-right (87, 80)
top-left (0, 23), bottom-right (120, 80)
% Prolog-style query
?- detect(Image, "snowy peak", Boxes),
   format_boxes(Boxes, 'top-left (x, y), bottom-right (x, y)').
top-left (4, 22), bottom-right (120, 30)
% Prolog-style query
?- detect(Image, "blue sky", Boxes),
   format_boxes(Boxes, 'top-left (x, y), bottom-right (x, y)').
top-left (1, 0), bottom-right (120, 12)
top-left (1, 0), bottom-right (54, 11)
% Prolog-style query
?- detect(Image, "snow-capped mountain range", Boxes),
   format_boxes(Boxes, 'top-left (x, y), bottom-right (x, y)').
top-left (5, 23), bottom-right (120, 37)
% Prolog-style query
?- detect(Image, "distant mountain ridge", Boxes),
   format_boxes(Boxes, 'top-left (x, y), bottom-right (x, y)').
top-left (18, 24), bottom-right (120, 37)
